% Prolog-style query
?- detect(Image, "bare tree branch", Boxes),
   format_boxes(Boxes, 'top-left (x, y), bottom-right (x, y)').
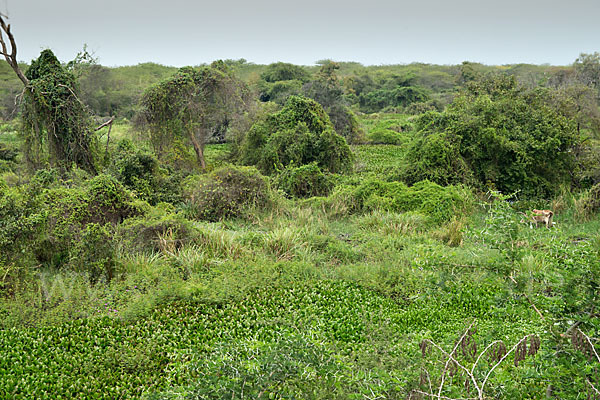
top-left (508, 275), bottom-right (545, 320)
top-left (0, 15), bottom-right (28, 86)
top-left (95, 116), bottom-right (114, 132)
top-left (480, 334), bottom-right (535, 393)
top-left (587, 379), bottom-right (600, 396)
top-left (577, 328), bottom-right (600, 363)
top-left (434, 320), bottom-right (481, 399)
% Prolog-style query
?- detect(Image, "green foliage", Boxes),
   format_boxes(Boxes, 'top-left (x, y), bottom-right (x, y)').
top-left (359, 85), bottom-right (430, 113)
top-left (275, 163), bottom-right (333, 198)
top-left (574, 182), bottom-right (600, 221)
top-left (258, 79), bottom-right (304, 104)
top-left (260, 62), bottom-right (310, 83)
top-left (22, 49), bottom-right (98, 173)
top-left (403, 75), bottom-right (579, 197)
top-left (257, 62), bottom-right (310, 104)
top-left (109, 139), bottom-right (184, 205)
top-left (118, 206), bottom-right (194, 253)
top-left (361, 113), bottom-right (414, 145)
top-left (303, 62), bottom-right (365, 144)
top-left (0, 182), bottom-right (46, 293)
top-left (137, 62), bottom-right (250, 169)
top-left (344, 179), bottom-right (475, 223)
top-left (184, 166), bottom-right (271, 221)
top-left (38, 174), bottom-right (142, 272)
top-left (239, 95), bottom-right (353, 175)
top-left (70, 223), bottom-right (116, 282)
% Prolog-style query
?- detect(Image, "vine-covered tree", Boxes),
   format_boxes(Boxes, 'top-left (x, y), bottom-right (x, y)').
top-left (238, 95), bottom-right (353, 175)
top-left (402, 74), bottom-right (580, 197)
top-left (22, 50), bottom-right (98, 172)
top-left (137, 61), bottom-right (250, 169)
top-left (0, 17), bottom-right (97, 173)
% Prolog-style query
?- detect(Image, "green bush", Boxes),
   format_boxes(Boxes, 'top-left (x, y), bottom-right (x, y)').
top-left (239, 96), bottom-right (353, 175)
top-left (70, 223), bottom-right (116, 282)
top-left (110, 139), bottom-right (184, 205)
top-left (350, 179), bottom-right (474, 223)
top-left (403, 75), bottom-right (579, 197)
top-left (367, 128), bottom-right (406, 145)
top-left (185, 166), bottom-right (271, 221)
top-left (0, 181), bottom-right (46, 294)
top-left (37, 175), bottom-right (143, 270)
top-left (117, 206), bottom-right (194, 253)
top-left (275, 163), bottom-right (333, 198)
top-left (0, 142), bottom-right (18, 162)
top-left (85, 174), bottom-right (142, 225)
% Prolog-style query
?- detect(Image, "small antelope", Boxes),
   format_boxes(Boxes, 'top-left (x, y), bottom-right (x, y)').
top-left (520, 209), bottom-right (554, 229)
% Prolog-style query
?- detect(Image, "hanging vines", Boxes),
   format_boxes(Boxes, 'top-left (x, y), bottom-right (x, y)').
top-left (0, 16), bottom-right (97, 173)
top-left (21, 49), bottom-right (98, 173)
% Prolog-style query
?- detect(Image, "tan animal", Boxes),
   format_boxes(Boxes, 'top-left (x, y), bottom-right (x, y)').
top-left (521, 209), bottom-right (554, 228)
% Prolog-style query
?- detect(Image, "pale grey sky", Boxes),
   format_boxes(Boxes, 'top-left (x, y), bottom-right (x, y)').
top-left (4, 0), bottom-right (599, 66)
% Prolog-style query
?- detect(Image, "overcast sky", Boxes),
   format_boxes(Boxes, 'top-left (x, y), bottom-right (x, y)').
top-left (4, 0), bottom-right (599, 67)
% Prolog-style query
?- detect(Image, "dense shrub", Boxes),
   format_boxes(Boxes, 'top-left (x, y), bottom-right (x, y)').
top-left (574, 182), bottom-right (600, 221)
top-left (258, 62), bottom-right (309, 104)
top-left (275, 163), bottom-right (333, 198)
top-left (110, 140), bottom-right (184, 205)
top-left (69, 223), bottom-right (116, 282)
top-left (118, 206), bottom-right (194, 253)
top-left (239, 96), bottom-right (353, 175)
top-left (185, 166), bottom-right (271, 221)
top-left (0, 181), bottom-right (46, 293)
top-left (367, 128), bottom-right (406, 145)
top-left (37, 174), bottom-right (143, 270)
top-left (349, 179), bottom-right (474, 223)
top-left (402, 75), bottom-right (579, 197)
top-left (359, 86), bottom-right (430, 113)
top-left (0, 143), bottom-right (18, 162)
top-left (402, 128), bottom-right (475, 186)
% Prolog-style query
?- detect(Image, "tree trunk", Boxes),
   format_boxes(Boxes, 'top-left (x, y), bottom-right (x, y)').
top-left (190, 132), bottom-right (206, 170)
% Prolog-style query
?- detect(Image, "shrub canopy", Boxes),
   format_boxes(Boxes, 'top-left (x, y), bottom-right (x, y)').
top-left (238, 96), bottom-right (353, 175)
top-left (403, 75), bottom-right (579, 197)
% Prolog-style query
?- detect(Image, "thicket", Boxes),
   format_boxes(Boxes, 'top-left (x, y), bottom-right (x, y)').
top-left (403, 75), bottom-right (579, 197)
top-left (183, 166), bottom-right (272, 221)
top-left (274, 162), bottom-right (333, 198)
top-left (238, 95), bottom-right (353, 175)
top-left (343, 179), bottom-right (474, 224)
top-left (257, 62), bottom-right (310, 103)
top-left (109, 139), bottom-right (184, 205)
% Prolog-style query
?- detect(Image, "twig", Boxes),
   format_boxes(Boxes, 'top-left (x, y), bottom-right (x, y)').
top-left (587, 379), bottom-right (600, 396)
top-left (411, 389), bottom-right (477, 400)
top-left (480, 334), bottom-right (533, 393)
top-left (577, 328), bottom-right (600, 363)
top-left (471, 340), bottom-right (504, 376)
top-left (508, 275), bottom-right (544, 320)
top-left (426, 319), bottom-right (481, 399)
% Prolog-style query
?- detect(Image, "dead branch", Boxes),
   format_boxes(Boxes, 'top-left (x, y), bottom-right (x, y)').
top-left (0, 15), bottom-right (28, 86)
top-left (576, 328), bottom-right (600, 363)
top-left (95, 116), bottom-right (114, 131)
top-left (508, 275), bottom-right (545, 320)
top-left (587, 379), bottom-right (600, 396)
top-left (480, 334), bottom-right (536, 393)
top-left (435, 320), bottom-right (480, 399)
